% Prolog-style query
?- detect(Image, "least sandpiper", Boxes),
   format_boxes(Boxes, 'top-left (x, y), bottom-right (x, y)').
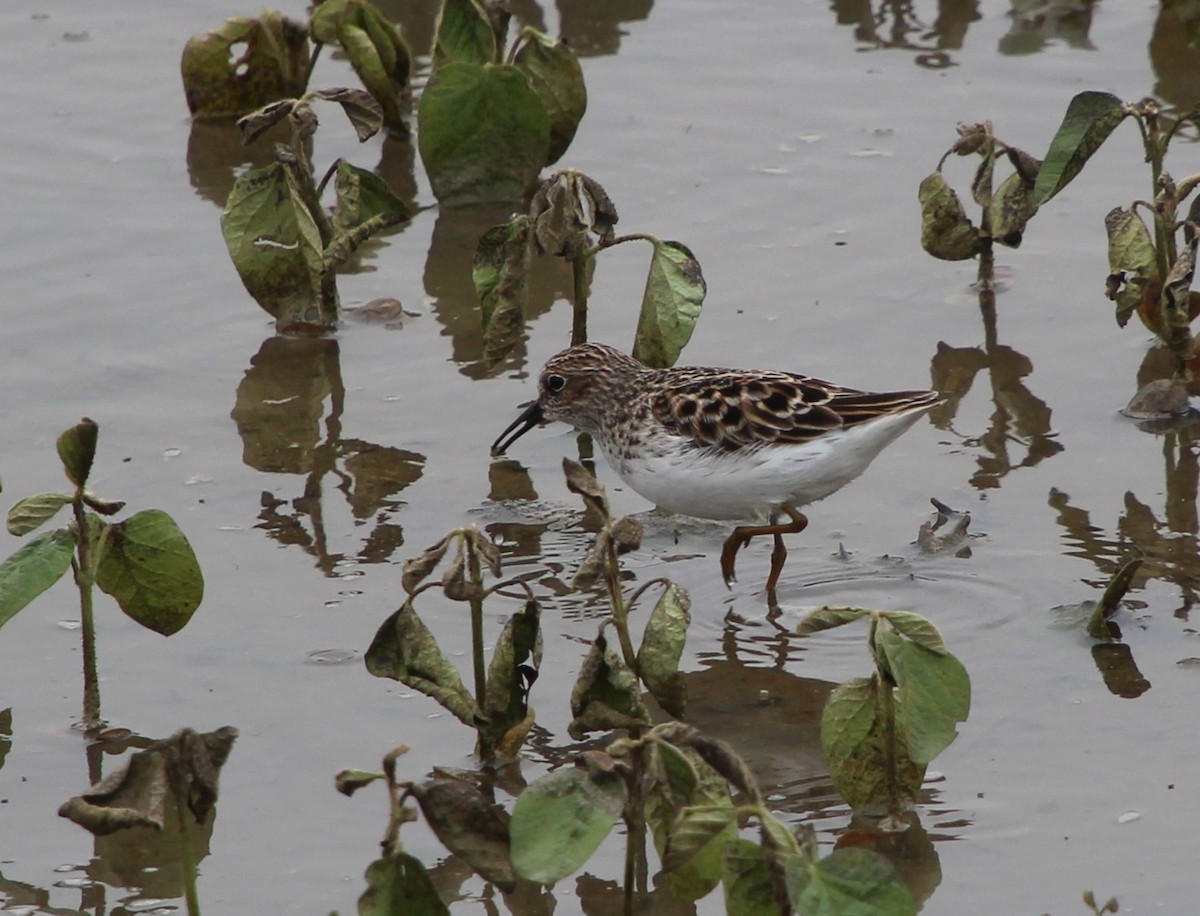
top-left (492, 343), bottom-right (939, 595)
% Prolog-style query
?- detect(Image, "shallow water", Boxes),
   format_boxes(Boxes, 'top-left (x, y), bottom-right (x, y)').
top-left (2, 1), bottom-right (1199, 914)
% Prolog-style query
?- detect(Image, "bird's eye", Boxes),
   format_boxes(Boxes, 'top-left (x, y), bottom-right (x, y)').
top-left (545, 373), bottom-right (566, 393)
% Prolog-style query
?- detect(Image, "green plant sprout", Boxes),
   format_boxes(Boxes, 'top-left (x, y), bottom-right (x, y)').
top-left (221, 88), bottom-right (413, 330)
top-left (474, 170), bottom-right (707, 368)
top-left (797, 606), bottom-right (971, 828)
top-left (364, 525), bottom-right (542, 762)
top-left (59, 726), bottom-right (238, 916)
top-left (0, 419), bottom-right (204, 734)
top-left (182, 0), bottom-right (411, 133)
top-left (420, 0), bottom-right (587, 206)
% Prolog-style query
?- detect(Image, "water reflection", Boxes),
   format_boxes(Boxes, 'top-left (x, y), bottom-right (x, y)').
top-left (0, 726), bottom-right (228, 915)
top-left (232, 336), bottom-right (425, 572)
top-left (1151, 2), bottom-right (1200, 108)
top-left (375, 0), bottom-right (654, 61)
top-left (929, 302), bottom-right (1062, 490)
top-left (185, 120), bottom-right (420, 225)
top-left (424, 206), bottom-right (573, 377)
top-left (1049, 426), bottom-right (1200, 615)
top-left (830, 0), bottom-right (981, 67)
top-left (997, 0), bottom-right (1096, 56)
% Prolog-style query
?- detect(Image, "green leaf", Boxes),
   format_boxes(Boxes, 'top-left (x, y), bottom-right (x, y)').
top-left (821, 676), bottom-right (925, 813)
top-left (401, 535), bottom-right (451, 594)
top-left (797, 605), bottom-right (871, 636)
top-left (637, 583), bottom-right (691, 718)
top-left (418, 62), bottom-right (551, 207)
top-left (325, 159), bottom-right (413, 271)
top-left (988, 166), bottom-right (1041, 248)
top-left (879, 611), bottom-right (947, 655)
top-left (307, 87), bottom-right (385, 142)
top-left (358, 852), bottom-right (449, 916)
top-left (480, 600), bottom-right (542, 757)
top-left (364, 599), bottom-right (481, 726)
top-left (408, 779), bottom-right (516, 890)
top-left (631, 239), bottom-right (706, 369)
top-left (788, 847), bottom-right (916, 916)
top-left (432, 0), bottom-right (497, 67)
top-left (333, 768), bottom-right (384, 796)
top-left (875, 628), bottom-right (970, 765)
top-left (722, 838), bottom-right (780, 916)
top-left (511, 29), bottom-right (587, 165)
top-left (1104, 206), bottom-right (1158, 329)
top-left (94, 509), bottom-right (204, 637)
top-left (759, 810), bottom-right (800, 856)
top-left (1034, 91), bottom-right (1127, 204)
top-left (309, 0), bottom-right (411, 132)
top-left (569, 629), bottom-right (652, 739)
top-left (510, 762), bottom-right (626, 883)
top-left (7, 493), bottom-right (72, 536)
top-left (646, 743), bottom-right (734, 900)
top-left (181, 12), bottom-right (311, 119)
top-left (0, 529), bottom-right (75, 630)
top-left (223, 159), bottom-right (338, 328)
top-left (918, 172), bottom-right (983, 261)
top-left (662, 803), bottom-right (741, 872)
top-left (1089, 556), bottom-right (1143, 639)
top-left (649, 737), bottom-right (699, 805)
top-left (221, 161), bottom-right (337, 327)
top-left (57, 418), bottom-right (98, 489)
top-left (332, 160), bottom-right (410, 234)
top-left (474, 216), bottom-right (532, 367)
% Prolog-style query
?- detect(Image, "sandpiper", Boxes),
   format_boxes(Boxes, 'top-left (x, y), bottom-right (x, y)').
top-left (492, 343), bottom-right (939, 596)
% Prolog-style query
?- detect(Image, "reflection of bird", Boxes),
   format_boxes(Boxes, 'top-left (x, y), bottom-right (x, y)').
top-left (492, 343), bottom-right (940, 595)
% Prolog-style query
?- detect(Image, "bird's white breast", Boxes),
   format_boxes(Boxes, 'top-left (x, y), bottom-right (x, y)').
top-left (600, 405), bottom-right (931, 521)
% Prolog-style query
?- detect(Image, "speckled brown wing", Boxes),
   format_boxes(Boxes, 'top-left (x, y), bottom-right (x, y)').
top-left (649, 371), bottom-right (851, 451)
top-left (825, 387), bottom-right (942, 428)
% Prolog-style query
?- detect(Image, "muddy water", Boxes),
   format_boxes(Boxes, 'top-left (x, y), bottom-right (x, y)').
top-left (1, 1), bottom-right (1198, 913)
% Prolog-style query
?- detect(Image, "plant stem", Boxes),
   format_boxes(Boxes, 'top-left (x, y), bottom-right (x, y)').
top-left (878, 670), bottom-right (902, 820)
top-left (467, 542), bottom-right (488, 713)
top-left (174, 789), bottom-right (202, 916)
top-left (571, 253), bottom-right (589, 345)
top-left (604, 538), bottom-right (638, 673)
top-left (72, 495), bottom-right (102, 734)
top-left (869, 616), bottom-right (903, 820)
top-left (303, 41), bottom-right (323, 91)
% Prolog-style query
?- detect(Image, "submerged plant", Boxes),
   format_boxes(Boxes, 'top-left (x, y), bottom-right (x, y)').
top-left (221, 88), bottom-right (412, 330)
top-left (363, 525), bottom-right (541, 762)
top-left (60, 726), bottom-right (238, 916)
top-left (337, 744), bottom-right (524, 915)
top-left (797, 606), bottom-right (971, 827)
top-left (0, 419), bottom-right (205, 733)
top-left (474, 170), bottom-right (707, 367)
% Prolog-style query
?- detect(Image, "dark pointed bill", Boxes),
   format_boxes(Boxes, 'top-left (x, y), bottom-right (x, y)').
top-left (491, 401), bottom-right (545, 456)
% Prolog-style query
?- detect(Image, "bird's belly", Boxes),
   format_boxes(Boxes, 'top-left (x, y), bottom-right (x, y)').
top-left (606, 411), bottom-right (928, 521)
